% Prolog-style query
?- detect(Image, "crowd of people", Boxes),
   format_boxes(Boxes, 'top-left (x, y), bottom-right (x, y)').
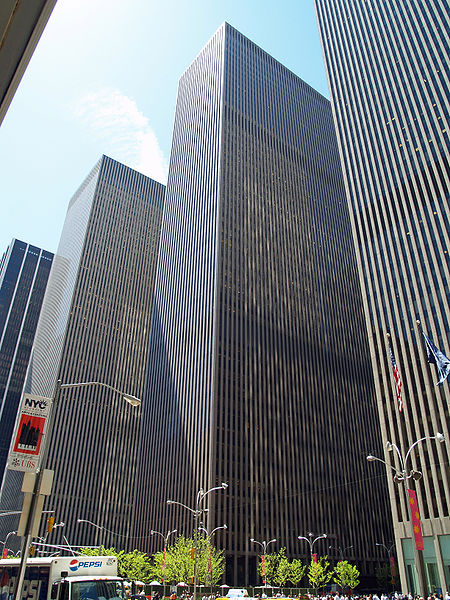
top-left (132, 590), bottom-right (450, 600)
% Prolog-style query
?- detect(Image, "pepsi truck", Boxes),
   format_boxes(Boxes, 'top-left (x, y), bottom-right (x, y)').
top-left (0, 556), bottom-right (125, 600)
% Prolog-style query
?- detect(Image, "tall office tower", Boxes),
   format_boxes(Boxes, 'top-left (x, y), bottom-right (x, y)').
top-left (0, 156), bottom-right (165, 549)
top-left (0, 239), bottom-right (53, 481)
top-left (135, 23), bottom-right (392, 585)
top-left (314, 0), bottom-right (450, 593)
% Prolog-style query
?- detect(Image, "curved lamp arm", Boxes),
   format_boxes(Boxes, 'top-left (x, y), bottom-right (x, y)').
top-left (61, 381), bottom-right (141, 407)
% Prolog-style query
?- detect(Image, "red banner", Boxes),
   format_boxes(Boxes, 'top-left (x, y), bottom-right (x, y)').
top-left (390, 555), bottom-right (396, 577)
top-left (2, 548), bottom-right (8, 559)
top-left (408, 489), bottom-right (424, 551)
top-left (312, 553), bottom-right (317, 563)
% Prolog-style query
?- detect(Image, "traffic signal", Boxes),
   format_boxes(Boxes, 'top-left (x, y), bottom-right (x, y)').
top-left (190, 548), bottom-right (195, 560)
top-left (47, 516), bottom-right (55, 533)
top-left (29, 546), bottom-right (35, 557)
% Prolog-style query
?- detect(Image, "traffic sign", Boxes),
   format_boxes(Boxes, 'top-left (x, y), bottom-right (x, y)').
top-left (7, 394), bottom-right (52, 472)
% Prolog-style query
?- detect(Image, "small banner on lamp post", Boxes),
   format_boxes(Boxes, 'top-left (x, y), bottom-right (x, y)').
top-left (408, 489), bottom-right (424, 551)
top-left (390, 555), bottom-right (397, 577)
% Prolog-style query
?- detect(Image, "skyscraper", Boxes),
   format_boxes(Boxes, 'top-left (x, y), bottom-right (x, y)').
top-left (135, 23), bottom-right (392, 585)
top-left (0, 0), bottom-right (57, 125)
top-left (0, 156), bottom-right (165, 549)
top-left (0, 239), bottom-right (53, 481)
top-left (314, 0), bottom-right (449, 592)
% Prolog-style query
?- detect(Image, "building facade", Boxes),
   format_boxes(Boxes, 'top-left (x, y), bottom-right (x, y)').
top-left (314, 0), bottom-right (450, 592)
top-left (0, 239), bottom-right (53, 482)
top-left (0, 156), bottom-right (165, 550)
top-left (134, 23), bottom-right (392, 585)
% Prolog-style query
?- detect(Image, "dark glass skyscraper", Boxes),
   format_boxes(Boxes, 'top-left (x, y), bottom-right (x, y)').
top-left (0, 239), bottom-right (53, 481)
top-left (0, 156), bottom-right (165, 549)
top-left (135, 23), bottom-right (392, 585)
top-left (314, 0), bottom-right (449, 593)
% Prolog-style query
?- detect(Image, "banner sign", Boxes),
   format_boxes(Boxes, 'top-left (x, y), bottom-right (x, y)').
top-left (390, 555), bottom-right (397, 577)
top-left (408, 489), bottom-right (424, 551)
top-left (7, 394), bottom-right (52, 472)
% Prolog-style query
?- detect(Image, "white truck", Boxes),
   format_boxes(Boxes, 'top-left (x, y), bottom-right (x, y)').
top-left (0, 556), bottom-right (125, 600)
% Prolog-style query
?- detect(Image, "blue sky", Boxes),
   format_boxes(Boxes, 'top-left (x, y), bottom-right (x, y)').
top-left (0, 0), bottom-right (329, 255)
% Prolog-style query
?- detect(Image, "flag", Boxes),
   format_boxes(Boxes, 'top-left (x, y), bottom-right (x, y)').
top-left (388, 343), bottom-right (403, 411)
top-left (422, 331), bottom-right (450, 385)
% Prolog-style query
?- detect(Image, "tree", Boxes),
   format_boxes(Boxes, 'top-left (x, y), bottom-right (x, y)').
top-left (376, 563), bottom-right (400, 590)
top-left (289, 558), bottom-right (306, 587)
top-left (79, 546), bottom-right (154, 582)
top-left (273, 549), bottom-right (290, 587)
top-left (307, 557), bottom-right (332, 592)
top-left (333, 561), bottom-right (360, 592)
top-left (153, 535), bottom-right (224, 585)
top-left (257, 548), bottom-right (285, 586)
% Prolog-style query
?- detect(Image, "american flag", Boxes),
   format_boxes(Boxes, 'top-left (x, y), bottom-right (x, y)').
top-left (389, 343), bottom-right (403, 411)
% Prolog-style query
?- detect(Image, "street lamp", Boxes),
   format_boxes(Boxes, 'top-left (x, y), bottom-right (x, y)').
top-left (150, 529), bottom-right (177, 585)
top-left (2, 531), bottom-right (17, 556)
top-left (167, 483), bottom-right (228, 600)
top-left (36, 521), bottom-right (65, 555)
top-left (297, 532), bottom-right (328, 561)
top-left (367, 432), bottom-right (445, 597)
top-left (198, 524), bottom-right (227, 586)
top-left (14, 379), bottom-right (141, 600)
top-left (328, 545), bottom-right (353, 562)
top-left (376, 542), bottom-right (396, 591)
top-left (250, 538), bottom-right (277, 585)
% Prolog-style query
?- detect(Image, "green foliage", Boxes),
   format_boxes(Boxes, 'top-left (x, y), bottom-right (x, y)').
top-left (273, 549), bottom-right (290, 586)
top-left (307, 557), bottom-right (332, 591)
top-left (256, 548), bottom-right (305, 587)
top-left (79, 547), bottom-right (154, 582)
top-left (333, 561), bottom-right (360, 591)
top-left (256, 548), bottom-right (283, 586)
top-left (152, 535), bottom-right (224, 585)
top-left (289, 558), bottom-right (307, 586)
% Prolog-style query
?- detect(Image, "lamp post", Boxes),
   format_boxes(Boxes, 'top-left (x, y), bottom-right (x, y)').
top-left (376, 542), bottom-right (396, 591)
top-left (13, 379), bottom-right (141, 600)
top-left (328, 545), bottom-right (353, 562)
top-left (36, 521), bottom-right (65, 555)
top-left (297, 532), bottom-right (328, 562)
top-left (150, 529), bottom-right (178, 585)
top-left (2, 531), bottom-right (17, 557)
top-left (367, 432), bottom-right (445, 597)
top-left (198, 524), bottom-right (227, 586)
top-left (167, 483), bottom-right (228, 600)
top-left (250, 538), bottom-right (277, 585)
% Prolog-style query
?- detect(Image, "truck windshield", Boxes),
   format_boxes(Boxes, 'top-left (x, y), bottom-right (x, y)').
top-left (71, 580), bottom-right (125, 600)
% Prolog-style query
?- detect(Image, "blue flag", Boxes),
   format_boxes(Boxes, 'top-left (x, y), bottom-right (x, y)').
top-left (422, 331), bottom-right (450, 385)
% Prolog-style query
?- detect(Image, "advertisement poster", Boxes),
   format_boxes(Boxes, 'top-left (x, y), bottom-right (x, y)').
top-left (7, 394), bottom-right (51, 473)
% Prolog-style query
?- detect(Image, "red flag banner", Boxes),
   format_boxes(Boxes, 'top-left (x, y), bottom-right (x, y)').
top-left (312, 553), bottom-right (317, 563)
top-left (408, 489), bottom-right (424, 551)
top-left (390, 555), bottom-right (397, 577)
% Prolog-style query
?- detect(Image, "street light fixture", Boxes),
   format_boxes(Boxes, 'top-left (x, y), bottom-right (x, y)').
top-left (250, 538), bottom-right (277, 585)
top-left (297, 532), bottom-right (328, 561)
top-left (150, 529), bottom-right (178, 585)
top-left (198, 525), bottom-right (227, 586)
top-left (376, 542), bottom-right (396, 591)
top-left (167, 483), bottom-right (228, 600)
top-left (328, 545), bottom-right (353, 562)
top-left (367, 432), bottom-right (445, 597)
top-left (14, 379), bottom-right (141, 600)
top-left (2, 531), bottom-right (17, 556)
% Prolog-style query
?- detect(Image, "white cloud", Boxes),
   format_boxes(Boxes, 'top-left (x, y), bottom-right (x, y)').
top-left (72, 88), bottom-right (169, 184)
